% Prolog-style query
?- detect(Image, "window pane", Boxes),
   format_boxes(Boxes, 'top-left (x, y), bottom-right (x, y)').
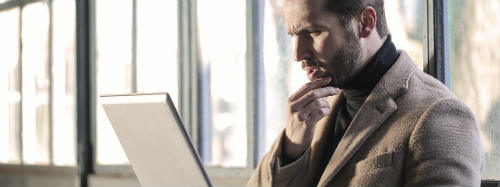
top-left (52, 0), bottom-right (77, 166)
top-left (385, 0), bottom-right (425, 70)
top-left (449, 0), bottom-right (500, 180)
top-left (263, 0), bottom-right (306, 152)
top-left (198, 0), bottom-right (247, 167)
top-left (263, 0), bottom-right (426, 152)
top-left (96, 0), bottom-right (133, 165)
top-left (136, 0), bottom-right (178, 106)
top-left (0, 8), bottom-right (21, 164)
top-left (21, 1), bottom-right (51, 165)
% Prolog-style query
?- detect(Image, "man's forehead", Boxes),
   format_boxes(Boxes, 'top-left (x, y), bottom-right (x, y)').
top-left (283, 0), bottom-right (325, 22)
top-left (284, 0), bottom-right (334, 33)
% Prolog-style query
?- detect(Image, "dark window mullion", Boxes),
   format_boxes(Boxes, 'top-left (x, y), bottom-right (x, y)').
top-left (131, 0), bottom-right (137, 93)
top-left (178, 0), bottom-right (205, 161)
top-left (47, 0), bottom-right (54, 166)
top-left (76, 0), bottom-right (93, 186)
top-left (426, 0), bottom-right (450, 86)
top-left (18, 4), bottom-right (24, 166)
top-left (245, 0), bottom-right (265, 170)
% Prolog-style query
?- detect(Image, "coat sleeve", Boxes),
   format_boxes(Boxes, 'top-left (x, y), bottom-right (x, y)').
top-left (247, 130), bottom-right (313, 187)
top-left (404, 98), bottom-right (485, 187)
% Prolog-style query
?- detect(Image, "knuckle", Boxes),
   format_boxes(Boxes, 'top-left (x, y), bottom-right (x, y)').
top-left (327, 87), bottom-right (336, 93)
top-left (320, 100), bottom-right (329, 107)
top-left (308, 90), bottom-right (319, 98)
top-left (314, 99), bottom-right (323, 106)
top-left (288, 103), bottom-right (299, 113)
top-left (320, 108), bottom-right (330, 115)
top-left (296, 113), bottom-right (306, 121)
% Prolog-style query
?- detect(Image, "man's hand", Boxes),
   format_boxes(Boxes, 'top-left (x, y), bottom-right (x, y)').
top-left (284, 77), bottom-right (340, 160)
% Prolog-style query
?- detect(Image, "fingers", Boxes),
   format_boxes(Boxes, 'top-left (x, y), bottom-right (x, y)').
top-left (307, 107), bottom-right (330, 125)
top-left (289, 86), bottom-right (339, 111)
top-left (297, 98), bottom-right (329, 119)
top-left (289, 77), bottom-right (332, 101)
top-left (283, 78), bottom-right (337, 159)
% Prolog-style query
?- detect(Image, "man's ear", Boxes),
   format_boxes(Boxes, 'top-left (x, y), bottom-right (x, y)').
top-left (359, 6), bottom-right (377, 38)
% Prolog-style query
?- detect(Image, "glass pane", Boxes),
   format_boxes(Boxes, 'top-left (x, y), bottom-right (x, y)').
top-left (52, 0), bottom-right (77, 166)
top-left (198, 0), bottom-right (247, 167)
top-left (385, 0), bottom-right (425, 70)
top-left (96, 0), bottom-right (133, 165)
top-left (136, 0), bottom-right (178, 107)
top-left (263, 0), bottom-right (306, 152)
top-left (21, 1), bottom-right (51, 165)
top-left (263, 0), bottom-right (426, 152)
top-left (0, 8), bottom-right (21, 164)
top-left (449, 0), bottom-right (500, 180)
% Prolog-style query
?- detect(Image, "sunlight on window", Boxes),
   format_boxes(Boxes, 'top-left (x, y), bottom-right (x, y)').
top-left (449, 0), bottom-right (500, 179)
top-left (52, 0), bottom-right (77, 166)
top-left (96, 0), bottom-right (179, 165)
top-left (21, 1), bottom-right (50, 165)
top-left (198, 0), bottom-right (247, 167)
top-left (385, 0), bottom-right (424, 70)
top-left (136, 0), bottom-right (178, 106)
top-left (96, 0), bottom-right (133, 165)
top-left (0, 8), bottom-right (21, 164)
top-left (263, 0), bottom-right (308, 152)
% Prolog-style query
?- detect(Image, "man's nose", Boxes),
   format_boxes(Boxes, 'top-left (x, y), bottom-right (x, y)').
top-left (294, 36), bottom-right (312, 62)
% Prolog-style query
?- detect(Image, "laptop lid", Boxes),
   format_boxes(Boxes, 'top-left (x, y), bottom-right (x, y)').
top-left (100, 93), bottom-right (212, 187)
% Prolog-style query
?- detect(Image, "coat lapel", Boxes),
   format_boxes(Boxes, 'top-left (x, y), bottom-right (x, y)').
top-left (317, 51), bottom-right (416, 186)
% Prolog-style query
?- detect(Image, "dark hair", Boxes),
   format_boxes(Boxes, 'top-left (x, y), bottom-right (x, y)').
top-left (324, 0), bottom-right (388, 38)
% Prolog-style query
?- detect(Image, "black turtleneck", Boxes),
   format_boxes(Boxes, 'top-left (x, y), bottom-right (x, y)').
top-left (314, 35), bottom-right (399, 185)
top-left (343, 35), bottom-right (400, 91)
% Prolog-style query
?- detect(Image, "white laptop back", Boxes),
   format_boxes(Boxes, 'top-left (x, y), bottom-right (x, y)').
top-left (100, 93), bottom-right (212, 187)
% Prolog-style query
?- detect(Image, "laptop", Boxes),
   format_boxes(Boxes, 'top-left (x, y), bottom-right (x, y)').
top-left (100, 93), bottom-right (213, 187)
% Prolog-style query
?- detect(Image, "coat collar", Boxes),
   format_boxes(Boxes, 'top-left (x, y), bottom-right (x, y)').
top-left (317, 51), bottom-right (416, 186)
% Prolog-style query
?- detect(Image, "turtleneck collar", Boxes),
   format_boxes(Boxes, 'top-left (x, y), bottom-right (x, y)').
top-left (342, 35), bottom-right (400, 93)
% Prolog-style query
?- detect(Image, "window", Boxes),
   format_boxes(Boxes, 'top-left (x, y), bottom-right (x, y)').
top-left (385, 0), bottom-right (426, 70)
top-left (0, 7), bottom-right (21, 165)
top-left (448, 0), bottom-right (500, 180)
top-left (197, 0), bottom-right (248, 168)
top-left (0, 0), bottom-right (498, 186)
top-left (51, 0), bottom-right (77, 166)
top-left (22, 1), bottom-right (51, 165)
top-left (95, 0), bottom-right (179, 166)
top-left (95, 0), bottom-right (133, 165)
top-left (0, 0), bottom-right (76, 167)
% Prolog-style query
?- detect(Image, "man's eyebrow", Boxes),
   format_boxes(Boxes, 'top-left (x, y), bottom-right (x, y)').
top-left (287, 24), bottom-right (298, 36)
top-left (288, 24), bottom-right (328, 36)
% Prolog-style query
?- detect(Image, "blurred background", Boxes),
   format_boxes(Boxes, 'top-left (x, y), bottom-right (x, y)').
top-left (0, 0), bottom-right (498, 186)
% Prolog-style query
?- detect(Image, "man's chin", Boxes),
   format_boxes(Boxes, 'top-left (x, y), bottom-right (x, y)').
top-left (329, 77), bottom-right (345, 89)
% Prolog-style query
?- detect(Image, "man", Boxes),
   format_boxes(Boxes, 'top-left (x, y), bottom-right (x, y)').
top-left (248, 0), bottom-right (484, 186)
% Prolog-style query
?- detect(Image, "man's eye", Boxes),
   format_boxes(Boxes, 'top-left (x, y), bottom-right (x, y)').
top-left (310, 30), bottom-right (321, 36)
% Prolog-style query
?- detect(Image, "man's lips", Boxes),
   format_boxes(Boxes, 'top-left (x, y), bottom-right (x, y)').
top-left (305, 67), bottom-right (328, 81)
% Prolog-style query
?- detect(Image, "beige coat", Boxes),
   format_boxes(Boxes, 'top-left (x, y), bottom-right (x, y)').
top-left (248, 51), bottom-right (484, 187)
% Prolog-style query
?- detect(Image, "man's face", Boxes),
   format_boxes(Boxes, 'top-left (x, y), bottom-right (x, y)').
top-left (284, 0), bottom-right (364, 88)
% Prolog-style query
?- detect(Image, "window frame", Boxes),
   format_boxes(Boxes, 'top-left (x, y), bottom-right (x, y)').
top-left (0, 0), bottom-right (78, 185)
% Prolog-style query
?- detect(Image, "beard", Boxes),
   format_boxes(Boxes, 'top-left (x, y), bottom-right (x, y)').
top-left (302, 28), bottom-right (363, 88)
